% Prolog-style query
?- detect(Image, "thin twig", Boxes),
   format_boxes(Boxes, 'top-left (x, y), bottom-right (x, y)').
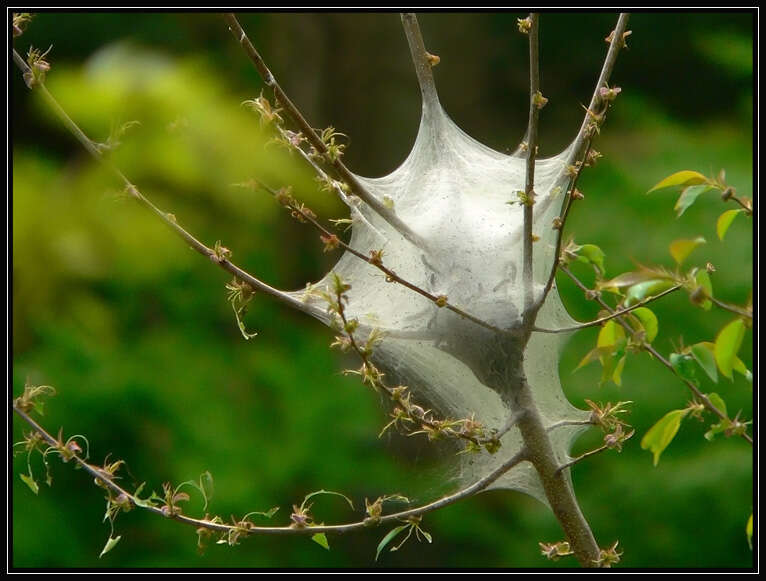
top-left (533, 283), bottom-right (682, 333)
top-left (555, 445), bottom-right (608, 476)
top-left (12, 49), bottom-right (313, 318)
top-left (256, 182), bottom-right (511, 336)
top-left (709, 296), bottom-right (753, 319)
top-left (523, 13), bottom-right (541, 315)
top-left (12, 402), bottom-right (526, 537)
top-left (223, 13), bottom-right (429, 251)
top-left (401, 13), bottom-right (439, 109)
top-left (538, 13), bottom-right (630, 310)
top-left (560, 265), bottom-right (753, 446)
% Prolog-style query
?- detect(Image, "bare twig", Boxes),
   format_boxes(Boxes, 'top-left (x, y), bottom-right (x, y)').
top-left (401, 13), bottom-right (439, 109)
top-left (12, 49), bottom-right (313, 318)
top-left (560, 265), bottom-right (753, 446)
top-left (523, 13), bottom-right (541, 315)
top-left (533, 283), bottom-right (682, 333)
top-left (223, 13), bottom-right (429, 251)
top-left (256, 182), bottom-right (510, 336)
top-left (538, 13), bottom-right (630, 310)
top-left (12, 401), bottom-right (526, 538)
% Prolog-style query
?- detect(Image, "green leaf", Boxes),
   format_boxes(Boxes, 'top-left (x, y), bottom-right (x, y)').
top-left (674, 184), bottom-right (713, 217)
top-left (612, 355), bottom-right (627, 387)
top-left (732, 356), bottom-right (752, 381)
top-left (99, 535), bottom-right (122, 558)
top-left (624, 279), bottom-right (677, 307)
top-left (669, 236), bottom-right (706, 266)
top-left (376, 525), bottom-right (408, 561)
top-left (574, 347), bottom-right (601, 371)
top-left (302, 489), bottom-right (354, 511)
top-left (641, 409), bottom-right (690, 466)
top-left (648, 170), bottom-right (709, 193)
top-left (690, 342), bottom-right (717, 383)
top-left (716, 209), bottom-right (743, 240)
top-left (199, 471), bottom-right (214, 511)
top-left (746, 514), bottom-right (753, 550)
top-left (693, 270), bottom-right (713, 310)
top-left (631, 307), bottom-right (658, 342)
top-left (20, 472), bottom-right (39, 495)
top-left (670, 352), bottom-right (698, 386)
top-left (576, 244), bottom-right (606, 274)
top-left (707, 392), bottom-right (727, 416)
top-left (597, 320), bottom-right (625, 349)
top-left (598, 270), bottom-right (658, 290)
top-left (704, 394), bottom-right (729, 441)
top-left (714, 319), bottom-right (746, 380)
top-left (311, 532), bottom-right (330, 550)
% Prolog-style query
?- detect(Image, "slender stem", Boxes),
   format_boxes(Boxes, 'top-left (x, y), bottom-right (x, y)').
top-left (555, 445), bottom-right (609, 475)
top-left (258, 183), bottom-right (510, 336)
top-left (560, 265), bottom-right (753, 446)
top-left (401, 13), bottom-right (440, 109)
top-left (533, 283), bottom-right (682, 333)
top-left (523, 13), bottom-right (541, 315)
top-left (223, 13), bottom-right (429, 252)
top-left (538, 13), bottom-right (630, 310)
top-left (709, 296), bottom-right (753, 319)
top-left (12, 402), bottom-right (526, 537)
top-left (12, 49), bottom-right (313, 317)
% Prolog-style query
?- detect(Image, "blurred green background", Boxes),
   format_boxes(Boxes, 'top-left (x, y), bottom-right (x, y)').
top-left (12, 12), bottom-right (753, 568)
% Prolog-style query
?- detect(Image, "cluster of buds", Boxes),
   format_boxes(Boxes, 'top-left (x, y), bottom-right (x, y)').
top-left (242, 91), bottom-right (284, 126)
top-left (539, 540), bottom-right (574, 561)
top-left (23, 45), bottom-right (52, 89)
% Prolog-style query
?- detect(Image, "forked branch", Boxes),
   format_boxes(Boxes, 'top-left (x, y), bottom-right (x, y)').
top-left (223, 13), bottom-right (429, 251)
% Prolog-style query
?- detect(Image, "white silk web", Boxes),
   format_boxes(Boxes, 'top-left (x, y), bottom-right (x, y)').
top-left (290, 60), bottom-right (589, 506)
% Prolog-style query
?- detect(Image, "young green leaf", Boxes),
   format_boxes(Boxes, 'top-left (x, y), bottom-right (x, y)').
top-left (199, 471), bottom-right (214, 511)
top-left (376, 525), bottom-right (408, 561)
top-left (690, 342), bottom-right (717, 383)
top-left (597, 320), bottom-right (625, 349)
top-left (674, 184), bottom-right (713, 217)
top-left (624, 279), bottom-right (677, 307)
top-left (20, 472), bottom-right (39, 495)
top-left (692, 270), bottom-right (713, 310)
top-left (577, 244), bottom-right (606, 274)
top-left (714, 319), bottom-right (746, 380)
top-left (669, 237), bottom-right (705, 266)
top-left (598, 270), bottom-right (658, 290)
top-left (648, 170), bottom-right (709, 193)
top-left (631, 307), bottom-right (659, 342)
top-left (311, 532), bottom-right (330, 550)
top-left (641, 409), bottom-right (690, 466)
top-left (746, 514), bottom-right (753, 550)
top-left (575, 347), bottom-right (601, 371)
top-left (301, 489), bottom-right (354, 511)
top-left (670, 352), bottom-right (699, 386)
top-left (99, 535), bottom-right (122, 558)
top-left (732, 356), bottom-right (752, 381)
top-left (612, 354), bottom-right (627, 387)
top-left (703, 393), bottom-right (729, 441)
top-left (716, 209), bottom-right (743, 240)
top-left (706, 392), bottom-right (727, 415)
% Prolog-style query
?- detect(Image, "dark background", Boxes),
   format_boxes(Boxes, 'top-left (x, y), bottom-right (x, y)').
top-left (12, 11), bottom-right (754, 568)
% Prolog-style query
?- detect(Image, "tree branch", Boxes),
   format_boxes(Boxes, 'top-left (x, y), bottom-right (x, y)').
top-left (12, 401), bottom-right (526, 539)
top-left (12, 48), bottom-right (314, 318)
top-left (223, 13), bottom-right (429, 252)
top-left (560, 265), bottom-right (753, 446)
top-left (523, 13), bottom-right (541, 315)
top-left (538, 13), bottom-right (630, 310)
top-left (533, 283), bottom-right (682, 334)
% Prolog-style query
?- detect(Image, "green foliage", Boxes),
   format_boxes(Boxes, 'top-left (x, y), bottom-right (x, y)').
top-left (640, 408), bottom-right (690, 466)
top-left (714, 319), bottom-right (746, 380)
